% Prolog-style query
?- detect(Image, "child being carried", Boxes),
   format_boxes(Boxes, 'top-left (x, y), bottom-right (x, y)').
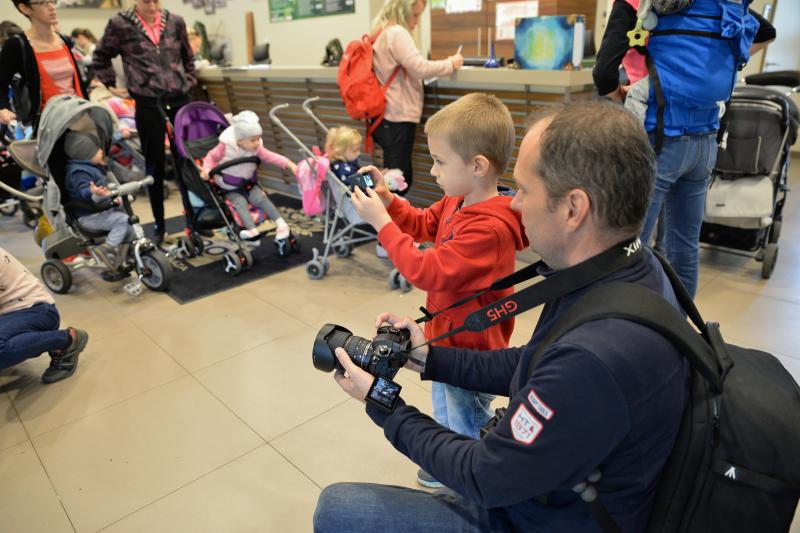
top-left (200, 111), bottom-right (298, 242)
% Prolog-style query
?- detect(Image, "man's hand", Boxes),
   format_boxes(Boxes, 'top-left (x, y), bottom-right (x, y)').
top-left (90, 182), bottom-right (111, 196)
top-left (333, 348), bottom-right (376, 403)
top-left (375, 313), bottom-right (429, 374)
top-left (108, 87), bottom-right (130, 99)
top-left (351, 187), bottom-right (392, 231)
top-left (0, 108), bottom-right (16, 125)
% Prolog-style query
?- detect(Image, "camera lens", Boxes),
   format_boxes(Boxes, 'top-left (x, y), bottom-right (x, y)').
top-left (313, 324), bottom-right (373, 373)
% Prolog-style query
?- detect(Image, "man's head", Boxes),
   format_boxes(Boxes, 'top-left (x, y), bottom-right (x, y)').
top-left (424, 93), bottom-right (515, 197)
top-left (510, 102), bottom-right (655, 269)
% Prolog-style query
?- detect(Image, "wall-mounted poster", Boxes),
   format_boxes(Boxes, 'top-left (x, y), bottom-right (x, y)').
top-left (514, 15), bottom-right (585, 70)
top-left (59, 0), bottom-right (121, 8)
top-left (269, 0), bottom-right (354, 22)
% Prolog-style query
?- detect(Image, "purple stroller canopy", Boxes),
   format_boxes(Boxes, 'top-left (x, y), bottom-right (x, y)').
top-left (174, 102), bottom-right (230, 159)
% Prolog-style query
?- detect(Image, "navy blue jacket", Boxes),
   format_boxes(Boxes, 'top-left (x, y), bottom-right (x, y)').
top-left (65, 160), bottom-right (112, 217)
top-left (367, 248), bottom-right (688, 532)
top-left (331, 158), bottom-right (360, 183)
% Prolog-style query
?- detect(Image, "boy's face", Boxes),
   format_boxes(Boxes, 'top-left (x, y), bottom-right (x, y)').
top-left (237, 135), bottom-right (262, 152)
top-left (427, 134), bottom-right (476, 198)
top-left (89, 148), bottom-right (105, 165)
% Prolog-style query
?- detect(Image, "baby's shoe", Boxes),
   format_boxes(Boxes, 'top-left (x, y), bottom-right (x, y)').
top-left (275, 218), bottom-right (291, 240)
top-left (239, 228), bottom-right (260, 240)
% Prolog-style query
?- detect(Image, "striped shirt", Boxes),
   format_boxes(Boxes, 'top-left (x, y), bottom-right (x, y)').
top-left (34, 44), bottom-right (79, 107)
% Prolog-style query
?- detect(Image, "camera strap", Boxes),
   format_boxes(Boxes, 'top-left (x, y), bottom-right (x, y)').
top-left (411, 238), bottom-right (646, 350)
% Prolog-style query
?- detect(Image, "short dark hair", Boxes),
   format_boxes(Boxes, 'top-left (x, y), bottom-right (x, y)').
top-left (0, 20), bottom-right (24, 46)
top-left (71, 27), bottom-right (97, 42)
top-left (11, 0), bottom-right (31, 18)
top-left (528, 101), bottom-right (656, 236)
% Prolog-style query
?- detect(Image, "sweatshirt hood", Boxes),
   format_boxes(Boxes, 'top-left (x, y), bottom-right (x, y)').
top-left (456, 194), bottom-right (528, 251)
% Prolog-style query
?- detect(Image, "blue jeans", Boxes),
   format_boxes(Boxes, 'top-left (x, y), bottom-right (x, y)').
top-left (432, 382), bottom-right (494, 440)
top-left (314, 483), bottom-right (513, 533)
top-left (641, 133), bottom-right (718, 297)
top-left (0, 303), bottom-right (68, 369)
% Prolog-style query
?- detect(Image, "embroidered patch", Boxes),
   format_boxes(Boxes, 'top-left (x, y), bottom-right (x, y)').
top-left (510, 404), bottom-right (543, 444)
top-left (527, 389), bottom-right (554, 421)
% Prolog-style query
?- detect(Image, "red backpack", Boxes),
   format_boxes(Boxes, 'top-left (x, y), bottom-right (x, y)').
top-left (337, 29), bottom-right (401, 153)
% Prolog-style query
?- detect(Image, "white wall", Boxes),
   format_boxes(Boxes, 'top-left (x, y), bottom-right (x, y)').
top-left (2, 0), bottom-right (427, 66)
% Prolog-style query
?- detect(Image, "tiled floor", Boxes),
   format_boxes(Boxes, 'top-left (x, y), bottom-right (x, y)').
top-left (1, 156), bottom-right (799, 532)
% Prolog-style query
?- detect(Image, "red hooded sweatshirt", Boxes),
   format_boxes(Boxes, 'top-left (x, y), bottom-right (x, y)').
top-left (378, 194), bottom-right (528, 351)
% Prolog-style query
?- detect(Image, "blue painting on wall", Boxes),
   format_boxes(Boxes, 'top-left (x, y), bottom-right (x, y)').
top-left (514, 15), bottom-right (580, 70)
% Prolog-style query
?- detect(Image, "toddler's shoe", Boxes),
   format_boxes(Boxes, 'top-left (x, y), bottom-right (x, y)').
top-left (239, 228), bottom-right (260, 240)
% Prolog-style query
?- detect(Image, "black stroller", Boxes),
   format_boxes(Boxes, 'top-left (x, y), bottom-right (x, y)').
top-left (167, 101), bottom-right (299, 276)
top-left (701, 70), bottom-right (800, 279)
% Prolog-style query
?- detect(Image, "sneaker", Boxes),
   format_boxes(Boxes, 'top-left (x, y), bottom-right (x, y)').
top-left (275, 220), bottom-right (291, 240)
top-left (416, 469), bottom-right (444, 489)
top-left (239, 228), bottom-right (260, 240)
top-left (376, 244), bottom-right (389, 258)
top-left (42, 328), bottom-right (88, 384)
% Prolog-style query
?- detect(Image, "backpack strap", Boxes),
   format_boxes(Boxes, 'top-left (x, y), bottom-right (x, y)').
top-left (364, 29), bottom-right (403, 153)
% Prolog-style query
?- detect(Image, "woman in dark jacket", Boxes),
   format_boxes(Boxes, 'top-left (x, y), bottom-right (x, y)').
top-left (0, 0), bottom-right (88, 131)
top-left (93, 0), bottom-right (196, 245)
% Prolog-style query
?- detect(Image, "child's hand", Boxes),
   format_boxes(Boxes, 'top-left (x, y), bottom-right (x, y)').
top-left (358, 165), bottom-right (393, 205)
top-left (199, 168), bottom-right (210, 180)
top-left (286, 161), bottom-right (298, 175)
top-left (351, 186), bottom-right (392, 231)
top-left (90, 182), bottom-right (111, 196)
top-left (120, 128), bottom-right (131, 139)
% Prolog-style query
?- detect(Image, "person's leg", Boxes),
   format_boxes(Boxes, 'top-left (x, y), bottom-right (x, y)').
top-left (248, 187), bottom-right (290, 239)
top-left (442, 384), bottom-right (495, 440)
top-left (134, 102), bottom-right (167, 238)
top-left (431, 381), bottom-right (449, 427)
top-left (225, 191), bottom-right (256, 230)
top-left (314, 483), bottom-right (512, 533)
top-left (373, 120), bottom-right (417, 194)
top-left (640, 136), bottom-right (691, 244)
top-left (79, 210), bottom-right (130, 248)
top-left (662, 133), bottom-right (718, 297)
top-left (0, 303), bottom-right (68, 369)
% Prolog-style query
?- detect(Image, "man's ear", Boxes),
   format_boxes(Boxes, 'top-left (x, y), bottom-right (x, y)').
top-left (473, 155), bottom-right (492, 178)
top-left (562, 188), bottom-right (592, 232)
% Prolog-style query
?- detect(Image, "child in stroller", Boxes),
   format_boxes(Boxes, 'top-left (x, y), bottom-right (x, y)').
top-left (200, 110), bottom-right (298, 244)
top-left (325, 126), bottom-right (407, 193)
top-left (63, 131), bottom-right (131, 280)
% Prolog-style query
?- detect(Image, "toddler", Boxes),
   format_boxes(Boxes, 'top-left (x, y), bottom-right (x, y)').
top-left (201, 110), bottom-right (298, 241)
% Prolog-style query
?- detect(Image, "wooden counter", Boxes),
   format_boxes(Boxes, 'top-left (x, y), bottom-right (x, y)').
top-left (198, 66), bottom-right (595, 207)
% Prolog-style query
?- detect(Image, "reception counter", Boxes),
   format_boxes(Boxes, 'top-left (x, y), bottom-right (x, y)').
top-left (197, 66), bottom-right (596, 207)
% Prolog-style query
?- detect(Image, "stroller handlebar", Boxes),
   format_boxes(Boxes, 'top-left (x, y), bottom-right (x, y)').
top-left (208, 156), bottom-right (262, 178)
top-left (269, 104), bottom-right (318, 160)
top-left (301, 97), bottom-right (329, 134)
top-left (111, 175), bottom-right (154, 197)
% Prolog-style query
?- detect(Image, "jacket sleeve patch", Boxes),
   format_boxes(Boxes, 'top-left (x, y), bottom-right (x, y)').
top-left (527, 389), bottom-right (555, 421)
top-left (510, 404), bottom-right (543, 444)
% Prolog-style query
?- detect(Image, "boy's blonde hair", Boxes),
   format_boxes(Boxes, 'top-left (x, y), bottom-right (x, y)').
top-left (372, 0), bottom-right (418, 32)
top-left (424, 93), bottom-right (515, 175)
top-left (325, 126), bottom-right (362, 161)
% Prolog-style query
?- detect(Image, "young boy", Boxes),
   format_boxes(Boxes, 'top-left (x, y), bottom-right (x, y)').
top-left (63, 131), bottom-right (132, 278)
top-left (351, 93), bottom-right (527, 488)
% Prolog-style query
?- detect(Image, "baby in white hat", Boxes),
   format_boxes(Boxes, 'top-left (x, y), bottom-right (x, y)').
top-left (201, 110), bottom-right (298, 241)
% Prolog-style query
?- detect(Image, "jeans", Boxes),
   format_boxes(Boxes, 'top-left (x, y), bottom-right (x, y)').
top-left (640, 133), bottom-right (718, 297)
top-left (432, 382), bottom-right (495, 440)
top-left (78, 209), bottom-right (132, 247)
top-left (314, 483), bottom-right (513, 533)
top-left (0, 303), bottom-right (68, 369)
top-left (372, 120), bottom-right (417, 195)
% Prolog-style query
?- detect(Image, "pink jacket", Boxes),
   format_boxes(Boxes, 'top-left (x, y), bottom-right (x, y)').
top-left (372, 25), bottom-right (454, 123)
top-left (622, 0), bottom-right (648, 84)
top-left (201, 126), bottom-right (290, 190)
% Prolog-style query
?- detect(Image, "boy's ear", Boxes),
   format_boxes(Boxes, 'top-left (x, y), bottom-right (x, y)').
top-left (472, 155), bottom-right (492, 178)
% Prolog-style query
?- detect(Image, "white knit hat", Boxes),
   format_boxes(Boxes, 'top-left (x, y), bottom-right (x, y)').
top-left (232, 110), bottom-right (263, 140)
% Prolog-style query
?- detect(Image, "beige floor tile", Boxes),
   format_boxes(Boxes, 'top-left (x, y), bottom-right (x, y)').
top-left (194, 327), bottom-right (351, 442)
top-left (0, 391), bottom-right (29, 452)
top-left (694, 278), bottom-right (800, 358)
top-left (137, 290), bottom-right (309, 371)
top-left (698, 262), bottom-right (800, 306)
top-left (3, 327), bottom-right (188, 437)
top-left (272, 382), bottom-right (433, 491)
top-left (100, 444), bottom-right (320, 533)
top-left (32, 376), bottom-right (264, 533)
top-left (0, 441), bottom-right (74, 533)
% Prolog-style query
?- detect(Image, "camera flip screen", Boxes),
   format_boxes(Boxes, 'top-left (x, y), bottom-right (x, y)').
top-left (345, 173), bottom-right (374, 193)
top-left (367, 376), bottom-right (402, 412)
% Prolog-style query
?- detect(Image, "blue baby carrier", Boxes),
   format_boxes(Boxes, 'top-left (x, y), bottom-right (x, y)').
top-left (627, 0), bottom-right (759, 151)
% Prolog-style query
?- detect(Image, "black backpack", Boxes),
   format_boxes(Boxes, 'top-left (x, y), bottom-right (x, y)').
top-left (527, 254), bottom-right (800, 532)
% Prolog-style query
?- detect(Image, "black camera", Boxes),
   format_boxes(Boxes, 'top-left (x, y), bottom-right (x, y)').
top-left (343, 172), bottom-right (374, 193)
top-left (313, 324), bottom-right (411, 411)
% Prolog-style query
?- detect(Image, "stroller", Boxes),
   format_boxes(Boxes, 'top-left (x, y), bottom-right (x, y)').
top-left (701, 70), bottom-right (800, 279)
top-left (7, 96), bottom-right (173, 295)
top-left (0, 122), bottom-right (43, 228)
top-left (168, 101), bottom-right (299, 276)
top-left (269, 97), bottom-right (413, 292)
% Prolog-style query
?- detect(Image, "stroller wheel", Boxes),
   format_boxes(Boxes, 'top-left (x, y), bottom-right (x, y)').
top-left (333, 243), bottom-right (353, 258)
top-left (223, 250), bottom-right (243, 276)
top-left (274, 234), bottom-right (298, 257)
top-left (237, 247), bottom-right (254, 271)
top-left (388, 268), bottom-right (401, 290)
top-left (191, 233), bottom-right (206, 256)
top-left (0, 202), bottom-right (18, 216)
top-left (306, 260), bottom-right (325, 280)
top-left (398, 275), bottom-right (413, 293)
top-left (137, 249), bottom-right (173, 291)
top-left (761, 243), bottom-right (779, 279)
top-left (22, 206), bottom-right (42, 229)
top-left (175, 236), bottom-right (194, 259)
top-left (41, 259), bottom-right (72, 294)
top-left (769, 220), bottom-right (782, 244)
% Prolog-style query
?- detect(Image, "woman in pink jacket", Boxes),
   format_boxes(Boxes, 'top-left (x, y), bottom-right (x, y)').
top-left (371, 0), bottom-right (463, 194)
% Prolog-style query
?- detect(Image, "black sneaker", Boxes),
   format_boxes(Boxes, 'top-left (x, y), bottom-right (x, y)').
top-left (416, 469), bottom-right (444, 489)
top-left (42, 328), bottom-right (89, 384)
